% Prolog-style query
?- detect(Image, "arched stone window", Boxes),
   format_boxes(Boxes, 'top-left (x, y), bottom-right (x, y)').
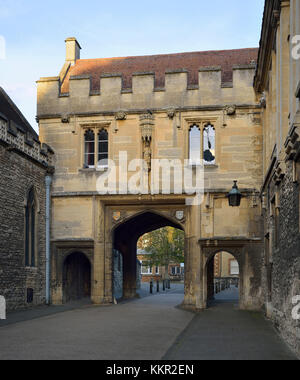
top-left (98, 129), bottom-right (109, 168)
top-left (25, 188), bottom-right (36, 267)
top-left (189, 124), bottom-right (201, 165)
top-left (203, 124), bottom-right (216, 165)
top-left (84, 130), bottom-right (95, 168)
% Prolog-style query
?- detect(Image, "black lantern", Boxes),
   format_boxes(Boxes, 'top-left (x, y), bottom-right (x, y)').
top-left (227, 181), bottom-right (242, 207)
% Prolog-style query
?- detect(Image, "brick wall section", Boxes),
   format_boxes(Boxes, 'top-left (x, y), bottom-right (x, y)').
top-left (0, 143), bottom-right (48, 311)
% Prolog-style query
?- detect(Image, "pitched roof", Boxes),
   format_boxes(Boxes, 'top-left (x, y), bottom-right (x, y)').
top-left (61, 48), bottom-right (258, 93)
top-left (0, 87), bottom-right (38, 141)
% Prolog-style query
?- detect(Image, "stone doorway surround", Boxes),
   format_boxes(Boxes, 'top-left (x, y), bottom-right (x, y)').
top-left (199, 237), bottom-right (263, 311)
top-left (51, 240), bottom-right (94, 305)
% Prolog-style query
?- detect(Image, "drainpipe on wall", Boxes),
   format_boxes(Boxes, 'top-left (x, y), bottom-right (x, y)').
top-left (45, 175), bottom-right (52, 305)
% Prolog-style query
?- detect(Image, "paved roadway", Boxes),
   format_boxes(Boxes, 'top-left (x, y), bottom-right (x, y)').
top-left (0, 285), bottom-right (297, 360)
top-left (164, 287), bottom-right (297, 360)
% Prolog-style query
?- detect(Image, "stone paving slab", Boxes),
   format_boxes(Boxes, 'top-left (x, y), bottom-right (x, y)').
top-left (164, 289), bottom-right (297, 361)
top-left (0, 286), bottom-right (297, 360)
top-left (0, 293), bottom-right (193, 360)
top-left (0, 299), bottom-right (92, 328)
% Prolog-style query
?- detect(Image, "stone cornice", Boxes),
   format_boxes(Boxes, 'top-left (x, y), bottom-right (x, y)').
top-left (51, 189), bottom-right (258, 199)
top-left (254, 0), bottom-right (281, 93)
top-left (37, 104), bottom-right (260, 121)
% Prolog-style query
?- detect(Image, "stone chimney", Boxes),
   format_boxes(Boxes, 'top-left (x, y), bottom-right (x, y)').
top-left (65, 37), bottom-right (81, 66)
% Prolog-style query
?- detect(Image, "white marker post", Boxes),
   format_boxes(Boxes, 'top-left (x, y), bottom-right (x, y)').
top-left (0, 296), bottom-right (6, 320)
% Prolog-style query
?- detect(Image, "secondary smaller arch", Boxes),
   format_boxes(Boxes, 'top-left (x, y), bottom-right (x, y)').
top-left (205, 250), bottom-right (240, 307)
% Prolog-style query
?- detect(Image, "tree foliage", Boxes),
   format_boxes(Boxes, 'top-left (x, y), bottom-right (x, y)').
top-left (139, 227), bottom-right (184, 269)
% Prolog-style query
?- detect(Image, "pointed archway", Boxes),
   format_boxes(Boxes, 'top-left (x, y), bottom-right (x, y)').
top-left (113, 211), bottom-right (184, 299)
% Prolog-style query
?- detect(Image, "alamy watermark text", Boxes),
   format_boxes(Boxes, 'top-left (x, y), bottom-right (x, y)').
top-left (292, 35), bottom-right (300, 60)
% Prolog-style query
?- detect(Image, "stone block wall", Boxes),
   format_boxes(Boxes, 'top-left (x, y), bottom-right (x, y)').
top-left (0, 143), bottom-right (49, 311)
top-left (113, 251), bottom-right (141, 300)
top-left (262, 159), bottom-right (300, 357)
top-left (272, 162), bottom-right (300, 356)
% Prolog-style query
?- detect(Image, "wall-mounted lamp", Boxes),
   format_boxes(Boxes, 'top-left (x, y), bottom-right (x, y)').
top-left (227, 180), bottom-right (242, 207)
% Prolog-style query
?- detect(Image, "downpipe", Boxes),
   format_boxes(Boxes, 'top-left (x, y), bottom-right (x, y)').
top-left (45, 175), bottom-right (52, 305)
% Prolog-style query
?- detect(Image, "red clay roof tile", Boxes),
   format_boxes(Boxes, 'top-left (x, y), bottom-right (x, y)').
top-left (61, 48), bottom-right (258, 93)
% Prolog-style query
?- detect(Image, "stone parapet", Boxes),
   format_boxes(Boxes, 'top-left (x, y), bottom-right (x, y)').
top-left (0, 118), bottom-right (54, 167)
top-left (37, 66), bottom-right (257, 119)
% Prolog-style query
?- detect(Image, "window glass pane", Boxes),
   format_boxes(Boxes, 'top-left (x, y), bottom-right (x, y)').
top-left (99, 155), bottom-right (108, 167)
top-left (230, 260), bottom-right (239, 275)
top-left (85, 141), bottom-right (95, 154)
top-left (25, 206), bottom-right (29, 266)
top-left (98, 130), bottom-right (108, 166)
top-left (141, 261), bottom-right (151, 274)
top-left (203, 124), bottom-right (215, 165)
top-left (85, 153), bottom-right (95, 166)
top-left (84, 130), bottom-right (95, 167)
top-left (31, 205), bottom-right (35, 266)
top-left (99, 141), bottom-right (108, 154)
top-left (189, 125), bottom-right (201, 165)
top-left (99, 154), bottom-right (108, 160)
top-left (85, 130), bottom-right (95, 141)
top-left (25, 188), bottom-right (35, 267)
top-left (98, 129), bottom-right (108, 141)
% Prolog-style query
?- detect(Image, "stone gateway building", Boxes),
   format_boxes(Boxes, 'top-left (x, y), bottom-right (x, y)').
top-left (35, 1), bottom-right (300, 357)
top-left (37, 40), bottom-right (264, 311)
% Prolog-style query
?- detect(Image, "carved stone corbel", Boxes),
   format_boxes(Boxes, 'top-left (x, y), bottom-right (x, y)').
top-left (115, 111), bottom-right (127, 121)
top-left (167, 108), bottom-right (176, 119)
top-left (222, 105), bottom-right (236, 126)
top-left (140, 112), bottom-right (155, 171)
top-left (226, 105), bottom-right (236, 116)
top-left (114, 111), bottom-right (127, 133)
top-left (61, 114), bottom-right (70, 123)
